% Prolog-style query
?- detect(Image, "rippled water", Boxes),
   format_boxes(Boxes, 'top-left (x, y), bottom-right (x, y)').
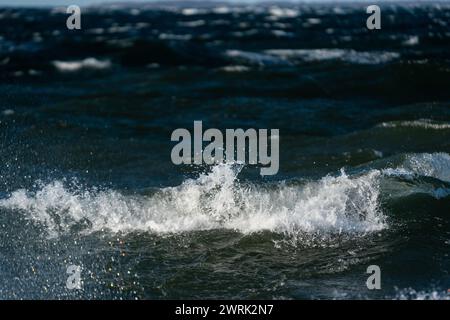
top-left (0, 2), bottom-right (449, 299)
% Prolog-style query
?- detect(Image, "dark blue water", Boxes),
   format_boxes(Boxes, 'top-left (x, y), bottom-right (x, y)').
top-left (0, 2), bottom-right (449, 299)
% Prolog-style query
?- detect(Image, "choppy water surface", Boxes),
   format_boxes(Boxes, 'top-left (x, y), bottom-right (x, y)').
top-left (0, 2), bottom-right (449, 299)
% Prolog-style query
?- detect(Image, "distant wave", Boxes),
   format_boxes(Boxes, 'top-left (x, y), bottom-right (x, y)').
top-left (387, 152), bottom-right (450, 183)
top-left (225, 50), bottom-right (291, 66)
top-left (225, 49), bottom-right (400, 66)
top-left (378, 119), bottom-right (450, 130)
top-left (264, 49), bottom-right (400, 64)
top-left (52, 58), bottom-right (111, 72)
top-left (220, 65), bottom-right (251, 72)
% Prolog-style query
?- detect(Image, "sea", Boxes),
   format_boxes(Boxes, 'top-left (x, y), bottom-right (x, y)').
top-left (0, 1), bottom-right (449, 299)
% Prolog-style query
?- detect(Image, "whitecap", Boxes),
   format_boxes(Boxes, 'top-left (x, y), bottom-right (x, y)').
top-left (52, 58), bottom-right (111, 72)
top-left (0, 164), bottom-right (385, 239)
top-left (378, 119), bottom-right (450, 130)
top-left (402, 35), bottom-right (420, 46)
top-left (268, 7), bottom-right (299, 18)
top-left (264, 49), bottom-right (400, 64)
top-left (220, 65), bottom-right (250, 73)
top-left (181, 8), bottom-right (204, 16)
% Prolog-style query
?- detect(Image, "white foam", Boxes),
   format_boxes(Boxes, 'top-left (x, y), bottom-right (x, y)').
top-left (213, 6), bottom-right (231, 15)
top-left (378, 119), bottom-right (450, 130)
top-left (402, 35), bottom-right (420, 46)
top-left (52, 58), bottom-right (111, 72)
top-left (220, 65), bottom-right (250, 73)
top-left (0, 164), bottom-right (385, 239)
top-left (181, 8), bottom-right (204, 16)
top-left (3, 153), bottom-right (449, 238)
top-left (394, 288), bottom-right (450, 300)
top-left (268, 7), bottom-right (299, 18)
top-left (264, 49), bottom-right (400, 64)
top-left (307, 18), bottom-right (321, 25)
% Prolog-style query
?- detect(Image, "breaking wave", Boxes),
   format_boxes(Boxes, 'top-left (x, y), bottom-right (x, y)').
top-left (1, 153), bottom-right (449, 239)
top-left (383, 152), bottom-right (450, 183)
top-left (0, 164), bottom-right (384, 239)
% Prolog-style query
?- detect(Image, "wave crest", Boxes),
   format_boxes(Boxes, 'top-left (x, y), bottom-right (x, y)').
top-left (0, 163), bottom-right (385, 238)
top-left (52, 58), bottom-right (111, 72)
top-left (2, 153), bottom-right (449, 239)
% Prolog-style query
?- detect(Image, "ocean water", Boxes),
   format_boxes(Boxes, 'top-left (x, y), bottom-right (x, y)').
top-left (0, 2), bottom-right (449, 299)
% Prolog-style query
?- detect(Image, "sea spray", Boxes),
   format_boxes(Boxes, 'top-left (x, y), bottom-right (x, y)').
top-left (0, 162), bottom-right (386, 240)
top-left (3, 152), bottom-right (448, 239)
